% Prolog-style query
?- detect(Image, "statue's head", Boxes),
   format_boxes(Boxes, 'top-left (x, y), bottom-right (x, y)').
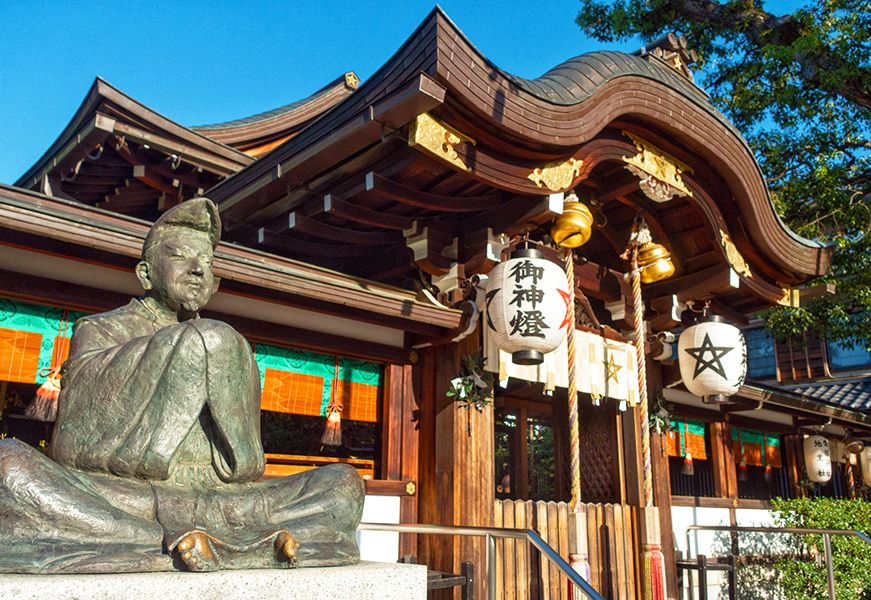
top-left (136, 198), bottom-right (222, 316)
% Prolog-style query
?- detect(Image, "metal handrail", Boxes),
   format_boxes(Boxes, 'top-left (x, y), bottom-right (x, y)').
top-left (358, 522), bottom-right (605, 600)
top-left (683, 524), bottom-right (871, 600)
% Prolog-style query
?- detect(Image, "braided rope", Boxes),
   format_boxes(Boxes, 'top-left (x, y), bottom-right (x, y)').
top-left (564, 247), bottom-right (581, 512)
top-left (631, 249), bottom-right (653, 507)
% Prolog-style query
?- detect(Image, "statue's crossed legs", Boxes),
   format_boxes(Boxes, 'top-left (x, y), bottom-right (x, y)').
top-left (0, 440), bottom-right (362, 573)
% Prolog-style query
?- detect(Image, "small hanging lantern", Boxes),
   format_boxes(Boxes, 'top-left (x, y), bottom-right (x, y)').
top-left (803, 435), bottom-right (832, 484)
top-left (485, 244), bottom-right (571, 365)
top-left (637, 241), bottom-right (675, 284)
top-left (678, 313), bottom-right (747, 403)
top-left (550, 195), bottom-right (594, 248)
top-left (860, 446), bottom-right (871, 487)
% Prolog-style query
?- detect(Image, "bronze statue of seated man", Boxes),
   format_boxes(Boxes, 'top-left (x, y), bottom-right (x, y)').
top-left (0, 198), bottom-right (364, 574)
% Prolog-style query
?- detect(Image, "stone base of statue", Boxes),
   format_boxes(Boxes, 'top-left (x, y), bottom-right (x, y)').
top-left (0, 561), bottom-right (427, 600)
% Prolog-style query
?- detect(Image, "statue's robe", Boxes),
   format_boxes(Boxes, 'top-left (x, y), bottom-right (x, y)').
top-left (0, 299), bottom-right (364, 573)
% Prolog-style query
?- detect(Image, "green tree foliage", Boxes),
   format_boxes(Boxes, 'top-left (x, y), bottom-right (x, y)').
top-left (771, 497), bottom-right (871, 599)
top-left (576, 0), bottom-right (870, 346)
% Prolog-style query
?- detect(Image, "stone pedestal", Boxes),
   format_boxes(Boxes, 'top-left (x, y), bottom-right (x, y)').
top-left (0, 561), bottom-right (427, 600)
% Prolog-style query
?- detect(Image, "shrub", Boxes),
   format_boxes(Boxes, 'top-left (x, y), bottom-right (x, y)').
top-left (771, 497), bottom-right (871, 600)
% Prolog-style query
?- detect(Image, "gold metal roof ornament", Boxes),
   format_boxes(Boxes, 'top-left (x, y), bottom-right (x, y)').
top-left (621, 131), bottom-right (693, 202)
top-left (408, 113), bottom-right (475, 172)
top-left (528, 157), bottom-right (583, 192)
top-left (718, 229), bottom-right (752, 278)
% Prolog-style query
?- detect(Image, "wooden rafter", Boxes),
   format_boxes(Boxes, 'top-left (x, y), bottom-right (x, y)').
top-left (276, 212), bottom-right (401, 246)
top-left (255, 227), bottom-right (383, 258)
top-left (323, 193), bottom-right (414, 231)
top-left (361, 171), bottom-right (501, 213)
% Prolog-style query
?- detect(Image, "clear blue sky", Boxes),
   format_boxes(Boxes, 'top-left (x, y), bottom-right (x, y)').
top-left (0, 1), bottom-right (804, 185)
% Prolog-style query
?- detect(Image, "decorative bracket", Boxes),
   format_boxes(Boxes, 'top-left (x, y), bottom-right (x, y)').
top-left (621, 131), bottom-right (692, 202)
top-left (404, 221), bottom-right (457, 275)
top-left (527, 158), bottom-right (583, 192)
top-left (718, 229), bottom-right (752, 278)
top-left (408, 113), bottom-right (475, 172)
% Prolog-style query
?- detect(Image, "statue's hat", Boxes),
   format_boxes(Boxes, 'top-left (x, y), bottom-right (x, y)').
top-left (142, 197), bottom-right (222, 258)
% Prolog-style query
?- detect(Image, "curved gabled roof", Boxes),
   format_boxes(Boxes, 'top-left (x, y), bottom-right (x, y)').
top-left (206, 6), bottom-right (831, 288)
top-left (16, 77), bottom-right (252, 190)
top-left (192, 73), bottom-right (359, 156)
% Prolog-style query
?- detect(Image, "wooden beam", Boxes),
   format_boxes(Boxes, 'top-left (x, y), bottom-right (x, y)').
top-left (646, 265), bottom-right (738, 303)
top-left (363, 171), bottom-right (502, 213)
top-left (574, 259), bottom-right (622, 302)
top-left (460, 192), bottom-right (563, 237)
top-left (323, 193), bottom-right (413, 231)
top-left (255, 227), bottom-right (383, 258)
top-left (281, 211), bottom-right (400, 246)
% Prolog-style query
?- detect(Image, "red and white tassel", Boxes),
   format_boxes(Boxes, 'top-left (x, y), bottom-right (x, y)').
top-left (738, 458), bottom-right (749, 482)
top-left (321, 357), bottom-right (343, 447)
top-left (26, 367), bottom-right (62, 422)
top-left (321, 405), bottom-right (342, 446)
top-left (681, 450), bottom-right (695, 476)
top-left (642, 543), bottom-right (667, 600)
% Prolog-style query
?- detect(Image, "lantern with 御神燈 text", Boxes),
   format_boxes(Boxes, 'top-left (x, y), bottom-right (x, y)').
top-left (484, 245), bottom-right (571, 366)
top-left (677, 315), bottom-right (747, 403)
top-left (804, 435), bottom-right (833, 484)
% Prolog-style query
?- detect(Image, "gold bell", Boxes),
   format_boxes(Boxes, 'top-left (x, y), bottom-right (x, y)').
top-left (637, 241), bottom-right (675, 283)
top-left (550, 202), bottom-right (594, 248)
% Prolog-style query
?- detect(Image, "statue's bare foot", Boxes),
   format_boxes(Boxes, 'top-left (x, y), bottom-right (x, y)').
top-left (275, 530), bottom-right (300, 566)
top-left (176, 531), bottom-right (220, 572)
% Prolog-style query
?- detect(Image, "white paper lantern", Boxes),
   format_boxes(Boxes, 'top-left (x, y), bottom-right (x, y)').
top-left (804, 435), bottom-right (833, 484)
top-left (861, 446), bottom-right (871, 487)
top-left (484, 246), bottom-right (570, 365)
top-left (677, 316), bottom-right (747, 403)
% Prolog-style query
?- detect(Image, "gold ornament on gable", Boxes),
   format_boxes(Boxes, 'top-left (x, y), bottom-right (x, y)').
top-left (527, 158), bottom-right (583, 192)
top-left (408, 113), bottom-right (475, 172)
top-left (718, 229), bottom-right (752, 278)
top-left (621, 131), bottom-right (693, 202)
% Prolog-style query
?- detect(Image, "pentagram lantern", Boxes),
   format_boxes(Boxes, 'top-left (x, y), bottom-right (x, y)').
top-left (678, 315), bottom-right (747, 403)
top-left (485, 245), bottom-right (571, 365)
top-left (803, 435), bottom-right (833, 484)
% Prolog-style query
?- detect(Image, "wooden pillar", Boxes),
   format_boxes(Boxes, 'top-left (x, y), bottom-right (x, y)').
top-left (651, 430), bottom-right (678, 595)
top-left (417, 335), bottom-right (494, 599)
top-left (383, 363), bottom-right (420, 557)
top-left (710, 422), bottom-right (738, 499)
top-left (783, 434), bottom-right (805, 498)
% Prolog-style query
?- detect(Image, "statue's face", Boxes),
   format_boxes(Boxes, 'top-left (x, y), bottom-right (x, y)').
top-left (140, 229), bottom-right (217, 314)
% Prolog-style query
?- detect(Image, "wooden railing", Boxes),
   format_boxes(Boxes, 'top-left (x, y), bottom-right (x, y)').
top-left (495, 499), bottom-right (639, 599)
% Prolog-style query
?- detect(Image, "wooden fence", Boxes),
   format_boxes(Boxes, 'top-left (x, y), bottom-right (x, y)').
top-left (494, 500), bottom-right (639, 600)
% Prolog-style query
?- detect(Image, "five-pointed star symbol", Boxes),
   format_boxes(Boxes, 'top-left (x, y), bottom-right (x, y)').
top-left (684, 333), bottom-right (733, 380)
top-left (605, 353), bottom-right (622, 383)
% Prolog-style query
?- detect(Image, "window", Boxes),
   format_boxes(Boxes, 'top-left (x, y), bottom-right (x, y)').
top-left (495, 398), bottom-right (564, 502)
top-left (744, 328), bottom-right (777, 379)
top-left (253, 343), bottom-right (382, 478)
top-left (828, 340), bottom-right (871, 371)
top-left (667, 419), bottom-right (716, 497)
top-left (733, 429), bottom-right (791, 500)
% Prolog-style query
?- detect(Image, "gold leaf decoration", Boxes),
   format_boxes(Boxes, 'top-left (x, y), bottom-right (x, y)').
top-left (622, 131), bottom-right (693, 202)
top-left (408, 113), bottom-right (474, 172)
top-left (718, 229), bottom-right (752, 278)
top-left (527, 158), bottom-right (583, 192)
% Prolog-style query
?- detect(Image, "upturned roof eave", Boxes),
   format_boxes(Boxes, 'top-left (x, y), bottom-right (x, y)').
top-left (15, 77), bottom-right (254, 189)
